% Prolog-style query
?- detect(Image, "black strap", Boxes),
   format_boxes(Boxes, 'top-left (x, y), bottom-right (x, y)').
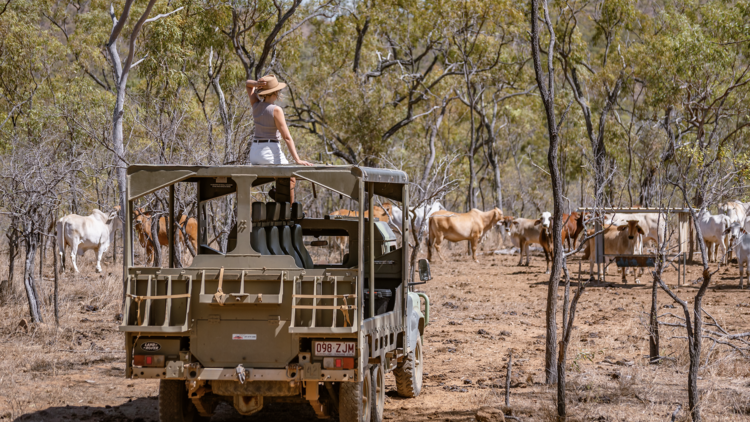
top-left (254, 139), bottom-right (279, 143)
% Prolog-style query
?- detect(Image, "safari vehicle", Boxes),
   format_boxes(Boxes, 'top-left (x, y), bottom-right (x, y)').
top-left (120, 164), bottom-right (430, 422)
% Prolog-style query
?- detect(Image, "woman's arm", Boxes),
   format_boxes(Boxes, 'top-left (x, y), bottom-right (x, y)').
top-left (245, 80), bottom-right (267, 106)
top-left (274, 107), bottom-right (313, 166)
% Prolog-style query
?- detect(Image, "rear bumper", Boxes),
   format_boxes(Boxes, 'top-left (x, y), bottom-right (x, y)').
top-left (129, 363), bottom-right (356, 383)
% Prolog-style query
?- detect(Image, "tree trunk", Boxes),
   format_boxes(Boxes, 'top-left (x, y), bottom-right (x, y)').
top-left (530, 0), bottom-right (562, 385)
top-left (211, 73), bottom-right (233, 164)
top-left (172, 226), bottom-right (183, 268)
top-left (556, 330), bottom-right (568, 417)
top-left (112, 78), bottom-right (128, 308)
top-left (488, 145), bottom-right (503, 209)
top-left (467, 151), bottom-right (476, 211)
top-left (151, 215), bottom-right (162, 267)
top-left (112, 226), bottom-right (117, 265)
top-left (39, 232), bottom-right (46, 303)
top-left (7, 227), bottom-right (18, 290)
top-left (53, 238), bottom-right (60, 326)
top-left (689, 283), bottom-right (707, 422)
top-left (649, 276), bottom-right (660, 363)
top-left (23, 236), bottom-right (43, 323)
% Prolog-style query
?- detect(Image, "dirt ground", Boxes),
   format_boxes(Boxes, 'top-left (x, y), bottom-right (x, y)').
top-left (1, 246), bottom-right (750, 422)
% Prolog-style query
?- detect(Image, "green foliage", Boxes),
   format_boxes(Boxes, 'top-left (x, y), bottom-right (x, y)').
top-left (0, 0), bottom-right (749, 215)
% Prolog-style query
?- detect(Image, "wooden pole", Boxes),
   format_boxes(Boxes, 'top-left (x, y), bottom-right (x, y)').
top-left (505, 351), bottom-right (512, 407)
top-left (53, 235), bottom-right (60, 326)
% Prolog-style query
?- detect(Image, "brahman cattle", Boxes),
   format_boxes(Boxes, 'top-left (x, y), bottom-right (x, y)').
top-left (329, 203), bottom-right (392, 222)
top-left (719, 201), bottom-right (749, 225)
top-left (583, 220), bottom-right (645, 283)
top-left (508, 212), bottom-right (553, 273)
top-left (328, 203), bottom-right (392, 260)
top-left (605, 212), bottom-right (665, 252)
top-left (719, 201), bottom-right (750, 260)
top-left (427, 208), bottom-right (504, 263)
top-left (133, 210), bottom-right (198, 266)
top-left (561, 212), bottom-right (586, 251)
top-left (57, 209), bottom-right (119, 273)
top-left (697, 210), bottom-right (731, 263)
top-left (389, 202), bottom-right (446, 233)
top-left (734, 228), bottom-right (750, 289)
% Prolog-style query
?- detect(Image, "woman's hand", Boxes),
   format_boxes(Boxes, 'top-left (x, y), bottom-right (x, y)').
top-left (246, 80), bottom-right (268, 89)
top-left (295, 159), bottom-right (314, 166)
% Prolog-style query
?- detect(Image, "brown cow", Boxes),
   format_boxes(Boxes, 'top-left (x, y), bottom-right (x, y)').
top-left (561, 212), bottom-right (586, 251)
top-left (329, 203), bottom-right (392, 221)
top-left (583, 220), bottom-right (645, 283)
top-left (328, 203), bottom-right (393, 260)
top-left (427, 208), bottom-right (504, 263)
top-left (508, 213), bottom-right (553, 273)
top-left (134, 209), bottom-right (197, 265)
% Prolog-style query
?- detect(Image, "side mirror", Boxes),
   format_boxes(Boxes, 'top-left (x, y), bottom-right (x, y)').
top-left (418, 259), bottom-right (432, 282)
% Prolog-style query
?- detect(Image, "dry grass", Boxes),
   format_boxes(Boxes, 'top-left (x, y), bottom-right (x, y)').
top-left (0, 249), bottom-right (128, 420)
top-left (0, 245), bottom-right (748, 421)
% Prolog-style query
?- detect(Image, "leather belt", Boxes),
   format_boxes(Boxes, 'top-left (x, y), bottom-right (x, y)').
top-left (254, 139), bottom-right (279, 143)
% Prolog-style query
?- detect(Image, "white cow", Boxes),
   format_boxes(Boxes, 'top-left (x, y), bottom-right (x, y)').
top-left (605, 212), bottom-right (665, 252)
top-left (697, 210), bottom-right (731, 264)
top-left (734, 229), bottom-right (750, 289)
top-left (389, 202), bottom-right (446, 234)
top-left (719, 201), bottom-right (749, 225)
top-left (57, 209), bottom-right (119, 273)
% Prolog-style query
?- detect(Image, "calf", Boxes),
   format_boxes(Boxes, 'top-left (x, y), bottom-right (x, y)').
top-left (428, 208), bottom-right (504, 263)
top-left (584, 220), bottom-right (645, 283)
top-left (697, 211), bottom-right (731, 263)
top-left (561, 212), bottom-right (586, 251)
top-left (509, 212), bottom-right (553, 273)
top-left (57, 209), bottom-right (119, 273)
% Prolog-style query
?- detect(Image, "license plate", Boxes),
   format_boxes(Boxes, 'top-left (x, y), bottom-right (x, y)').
top-left (313, 341), bottom-right (356, 357)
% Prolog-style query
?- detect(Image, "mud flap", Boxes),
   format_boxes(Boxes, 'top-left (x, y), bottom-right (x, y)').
top-left (406, 293), bottom-right (424, 352)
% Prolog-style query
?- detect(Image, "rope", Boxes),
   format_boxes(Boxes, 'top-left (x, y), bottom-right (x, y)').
top-left (214, 267), bottom-right (226, 306)
top-left (340, 295), bottom-right (352, 327)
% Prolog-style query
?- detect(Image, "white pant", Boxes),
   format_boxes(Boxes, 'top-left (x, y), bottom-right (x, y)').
top-left (248, 141), bottom-right (289, 165)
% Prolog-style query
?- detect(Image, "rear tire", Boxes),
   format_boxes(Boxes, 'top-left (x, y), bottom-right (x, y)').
top-left (158, 379), bottom-right (207, 422)
top-left (394, 336), bottom-right (423, 398)
top-left (371, 364), bottom-right (385, 422)
top-left (338, 367), bottom-right (373, 422)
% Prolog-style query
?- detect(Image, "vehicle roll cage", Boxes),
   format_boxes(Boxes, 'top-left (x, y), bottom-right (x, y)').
top-left (125, 164), bottom-right (410, 322)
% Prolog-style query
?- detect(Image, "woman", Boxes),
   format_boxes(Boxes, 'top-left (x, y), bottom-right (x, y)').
top-left (246, 75), bottom-right (312, 167)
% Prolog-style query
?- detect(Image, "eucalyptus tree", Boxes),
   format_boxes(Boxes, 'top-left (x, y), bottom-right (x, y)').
top-left (284, 0), bottom-right (466, 167)
top-left (549, 0), bottom-right (638, 206)
top-left (530, 0), bottom-right (566, 388)
top-left (0, 137), bottom-right (80, 323)
top-left (451, 0), bottom-right (528, 210)
top-left (638, 3), bottom-right (750, 420)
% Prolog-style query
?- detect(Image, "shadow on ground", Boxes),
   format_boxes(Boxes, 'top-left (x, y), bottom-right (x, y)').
top-left (15, 398), bottom-right (329, 421)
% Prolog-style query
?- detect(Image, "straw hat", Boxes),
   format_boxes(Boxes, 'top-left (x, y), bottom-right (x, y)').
top-left (257, 75), bottom-right (287, 96)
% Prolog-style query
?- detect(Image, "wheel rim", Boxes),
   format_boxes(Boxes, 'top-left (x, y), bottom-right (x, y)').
top-left (362, 371), bottom-right (372, 422)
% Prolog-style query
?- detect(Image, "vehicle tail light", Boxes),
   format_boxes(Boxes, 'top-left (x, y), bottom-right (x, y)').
top-left (323, 357), bottom-right (355, 369)
top-left (133, 354), bottom-right (165, 368)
